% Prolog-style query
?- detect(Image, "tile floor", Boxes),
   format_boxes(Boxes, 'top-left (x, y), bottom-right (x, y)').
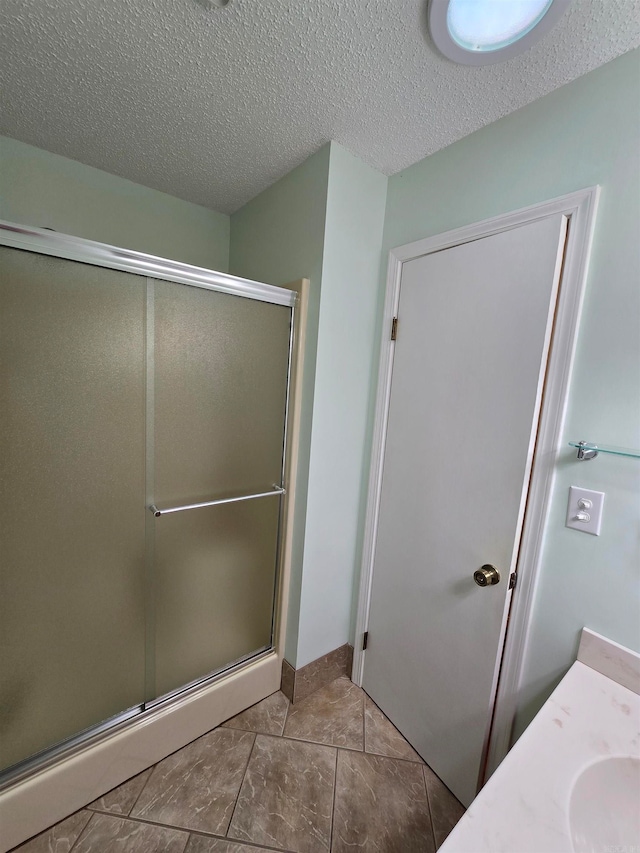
top-left (12, 676), bottom-right (465, 853)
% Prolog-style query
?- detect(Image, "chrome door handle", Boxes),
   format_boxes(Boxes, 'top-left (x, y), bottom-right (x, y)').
top-left (473, 565), bottom-right (500, 587)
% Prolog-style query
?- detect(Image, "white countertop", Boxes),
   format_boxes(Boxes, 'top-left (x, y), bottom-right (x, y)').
top-left (441, 631), bottom-right (640, 853)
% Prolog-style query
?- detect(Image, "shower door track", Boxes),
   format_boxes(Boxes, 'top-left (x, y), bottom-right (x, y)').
top-left (0, 645), bottom-right (273, 792)
top-left (0, 220), bottom-right (296, 307)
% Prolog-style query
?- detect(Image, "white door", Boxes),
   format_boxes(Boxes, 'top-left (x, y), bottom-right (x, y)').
top-left (362, 214), bottom-right (568, 806)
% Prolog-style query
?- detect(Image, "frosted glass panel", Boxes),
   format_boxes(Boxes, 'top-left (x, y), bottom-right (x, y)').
top-left (154, 498), bottom-right (281, 698)
top-left (153, 281), bottom-right (291, 504)
top-left (152, 281), bottom-right (291, 699)
top-left (0, 247), bottom-right (146, 771)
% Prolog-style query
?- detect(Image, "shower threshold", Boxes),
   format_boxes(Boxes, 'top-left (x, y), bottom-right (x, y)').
top-left (0, 645), bottom-right (272, 792)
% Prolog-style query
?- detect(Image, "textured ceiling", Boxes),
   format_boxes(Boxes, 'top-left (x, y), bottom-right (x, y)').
top-left (1, 0), bottom-right (639, 214)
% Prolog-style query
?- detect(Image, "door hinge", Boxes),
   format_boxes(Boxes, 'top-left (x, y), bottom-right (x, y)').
top-left (509, 572), bottom-right (517, 590)
top-left (362, 631), bottom-right (369, 650)
top-left (391, 317), bottom-right (398, 341)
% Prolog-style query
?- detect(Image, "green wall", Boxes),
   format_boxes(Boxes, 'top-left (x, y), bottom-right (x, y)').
top-left (380, 48), bottom-right (640, 734)
top-left (230, 142), bottom-right (387, 668)
top-left (0, 136), bottom-right (230, 270)
top-left (229, 144), bottom-right (332, 665)
top-left (296, 143), bottom-right (387, 668)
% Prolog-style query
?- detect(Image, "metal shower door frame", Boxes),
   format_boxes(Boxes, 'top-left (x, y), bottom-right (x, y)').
top-left (0, 219), bottom-right (297, 786)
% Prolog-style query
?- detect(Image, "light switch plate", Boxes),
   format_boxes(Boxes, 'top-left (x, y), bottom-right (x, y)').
top-left (566, 486), bottom-right (605, 536)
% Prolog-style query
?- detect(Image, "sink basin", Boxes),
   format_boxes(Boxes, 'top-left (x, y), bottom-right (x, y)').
top-left (569, 756), bottom-right (640, 853)
top-left (438, 637), bottom-right (640, 853)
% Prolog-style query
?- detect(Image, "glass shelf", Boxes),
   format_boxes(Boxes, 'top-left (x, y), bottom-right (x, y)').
top-left (569, 441), bottom-right (640, 461)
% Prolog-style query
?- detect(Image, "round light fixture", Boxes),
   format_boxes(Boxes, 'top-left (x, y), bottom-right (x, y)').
top-left (428, 0), bottom-right (570, 65)
top-left (194, 0), bottom-right (230, 9)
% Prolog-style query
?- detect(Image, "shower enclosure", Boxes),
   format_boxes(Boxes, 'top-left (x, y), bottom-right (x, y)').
top-left (0, 222), bottom-right (297, 782)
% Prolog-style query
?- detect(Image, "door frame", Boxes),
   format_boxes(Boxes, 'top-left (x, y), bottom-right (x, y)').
top-left (352, 187), bottom-right (600, 779)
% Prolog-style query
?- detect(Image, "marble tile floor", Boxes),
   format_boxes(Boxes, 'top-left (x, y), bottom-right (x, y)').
top-left (12, 676), bottom-right (465, 853)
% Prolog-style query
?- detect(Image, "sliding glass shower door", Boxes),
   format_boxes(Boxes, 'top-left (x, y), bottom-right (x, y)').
top-left (0, 235), bottom-right (294, 776)
top-left (0, 246), bottom-right (147, 772)
top-left (150, 279), bottom-right (291, 700)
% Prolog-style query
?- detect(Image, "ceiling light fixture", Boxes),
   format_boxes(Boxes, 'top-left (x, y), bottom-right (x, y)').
top-left (194, 0), bottom-right (230, 10)
top-left (428, 0), bottom-right (570, 66)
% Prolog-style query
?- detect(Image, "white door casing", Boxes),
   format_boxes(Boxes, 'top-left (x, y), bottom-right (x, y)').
top-left (353, 188), bottom-right (600, 803)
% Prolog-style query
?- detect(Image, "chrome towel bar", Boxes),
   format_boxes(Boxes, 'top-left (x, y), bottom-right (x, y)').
top-left (149, 484), bottom-right (285, 517)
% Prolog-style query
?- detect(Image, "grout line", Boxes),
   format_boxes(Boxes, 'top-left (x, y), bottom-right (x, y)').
top-left (278, 730), bottom-right (425, 767)
top-left (362, 746), bottom-right (424, 764)
top-left (13, 796), bottom-right (294, 853)
top-left (62, 809), bottom-right (296, 852)
top-left (189, 822), bottom-right (299, 852)
top-left (224, 730), bottom-right (258, 836)
top-left (74, 811), bottom-right (219, 841)
top-left (85, 805), bottom-right (124, 817)
top-left (278, 732), bottom-right (361, 751)
top-left (422, 763), bottom-right (439, 852)
top-left (127, 765), bottom-right (157, 817)
top-left (89, 812), bottom-right (190, 835)
top-left (328, 744), bottom-right (339, 852)
top-left (361, 687), bottom-right (425, 764)
top-left (281, 689), bottom-right (291, 735)
top-left (66, 810), bottom-right (96, 853)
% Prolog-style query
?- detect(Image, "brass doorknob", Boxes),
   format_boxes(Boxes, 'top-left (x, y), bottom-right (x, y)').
top-left (473, 565), bottom-right (501, 587)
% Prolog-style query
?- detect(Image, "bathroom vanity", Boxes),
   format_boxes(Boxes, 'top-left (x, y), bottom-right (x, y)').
top-left (441, 628), bottom-right (640, 852)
